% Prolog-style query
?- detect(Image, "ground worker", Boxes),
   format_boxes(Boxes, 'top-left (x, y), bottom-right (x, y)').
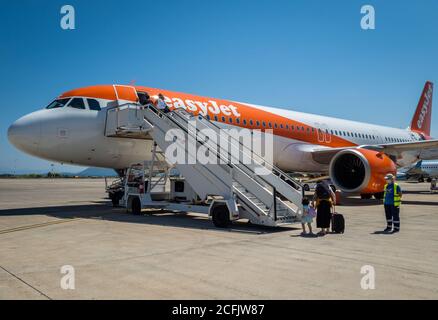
top-left (383, 173), bottom-right (402, 233)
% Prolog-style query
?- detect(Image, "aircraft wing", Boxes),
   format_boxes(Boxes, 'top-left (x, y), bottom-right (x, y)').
top-left (364, 139), bottom-right (438, 153)
top-left (363, 139), bottom-right (438, 160)
top-left (310, 139), bottom-right (438, 165)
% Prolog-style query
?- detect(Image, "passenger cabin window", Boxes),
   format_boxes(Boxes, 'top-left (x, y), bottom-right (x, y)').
top-left (87, 99), bottom-right (101, 111)
top-left (46, 98), bottom-right (70, 109)
top-left (67, 98), bottom-right (86, 110)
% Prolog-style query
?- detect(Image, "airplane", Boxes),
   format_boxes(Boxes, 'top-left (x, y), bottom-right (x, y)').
top-left (8, 81), bottom-right (438, 199)
top-left (397, 160), bottom-right (438, 182)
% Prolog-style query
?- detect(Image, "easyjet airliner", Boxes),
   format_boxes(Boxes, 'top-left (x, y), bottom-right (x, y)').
top-left (8, 81), bottom-right (438, 198)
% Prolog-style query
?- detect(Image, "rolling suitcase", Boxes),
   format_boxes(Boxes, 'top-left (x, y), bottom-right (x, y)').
top-left (332, 212), bottom-right (345, 234)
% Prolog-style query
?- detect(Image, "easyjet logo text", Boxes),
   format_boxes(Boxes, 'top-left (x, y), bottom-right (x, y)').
top-left (162, 96), bottom-right (241, 118)
top-left (417, 84), bottom-right (433, 129)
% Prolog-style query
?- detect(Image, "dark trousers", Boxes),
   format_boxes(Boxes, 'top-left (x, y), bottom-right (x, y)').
top-left (384, 204), bottom-right (400, 230)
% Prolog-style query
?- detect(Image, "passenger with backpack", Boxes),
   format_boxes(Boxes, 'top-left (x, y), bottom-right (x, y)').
top-left (312, 180), bottom-right (335, 236)
top-left (300, 198), bottom-right (316, 236)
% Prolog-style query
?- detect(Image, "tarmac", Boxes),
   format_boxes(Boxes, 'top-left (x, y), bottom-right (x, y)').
top-left (0, 178), bottom-right (437, 299)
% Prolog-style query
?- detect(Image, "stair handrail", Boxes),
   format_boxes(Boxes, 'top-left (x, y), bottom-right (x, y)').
top-left (106, 102), bottom-right (302, 220)
top-left (170, 108), bottom-right (303, 192)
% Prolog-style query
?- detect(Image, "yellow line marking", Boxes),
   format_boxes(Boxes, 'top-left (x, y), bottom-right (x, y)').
top-left (0, 218), bottom-right (81, 235)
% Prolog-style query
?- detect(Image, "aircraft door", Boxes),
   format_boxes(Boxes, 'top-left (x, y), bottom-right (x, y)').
top-left (113, 85), bottom-right (139, 104)
top-left (315, 123), bottom-right (331, 144)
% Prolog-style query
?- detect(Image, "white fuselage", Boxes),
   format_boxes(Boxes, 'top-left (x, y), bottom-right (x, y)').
top-left (419, 161), bottom-right (438, 177)
top-left (8, 98), bottom-right (426, 171)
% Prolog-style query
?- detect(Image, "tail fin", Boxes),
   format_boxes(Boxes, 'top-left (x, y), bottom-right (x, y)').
top-left (410, 81), bottom-right (433, 137)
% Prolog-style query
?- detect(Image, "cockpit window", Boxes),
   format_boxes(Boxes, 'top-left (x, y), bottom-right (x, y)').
top-left (46, 98), bottom-right (71, 109)
top-left (67, 98), bottom-right (86, 110)
top-left (87, 99), bottom-right (101, 111)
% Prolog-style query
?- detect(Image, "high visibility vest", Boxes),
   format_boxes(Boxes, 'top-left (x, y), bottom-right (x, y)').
top-left (384, 183), bottom-right (401, 207)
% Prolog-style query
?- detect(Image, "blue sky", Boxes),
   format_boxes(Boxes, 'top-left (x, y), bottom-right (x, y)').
top-left (0, 0), bottom-right (437, 173)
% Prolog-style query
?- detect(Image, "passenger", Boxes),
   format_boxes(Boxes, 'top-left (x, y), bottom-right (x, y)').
top-left (312, 180), bottom-right (335, 236)
top-left (139, 92), bottom-right (153, 106)
top-left (300, 198), bottom-right (315, 236)
top-left (155, 93), bottom-right (170, 113)
top-left (383, 173), bottom-right (402, 233)
top-left (431, 178), bottom-right (437, 193)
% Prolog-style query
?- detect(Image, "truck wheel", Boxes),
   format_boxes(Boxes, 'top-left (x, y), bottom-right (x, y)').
top-left (212, 205), bottom-right (231, 228)
top-left (360, 194), bottom-right (372, 199)
top-left (131, 197), bottom-right (142, 215)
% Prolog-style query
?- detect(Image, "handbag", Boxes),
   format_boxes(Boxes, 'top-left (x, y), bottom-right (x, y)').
top-left (308, 206), bottom-right (317, 218)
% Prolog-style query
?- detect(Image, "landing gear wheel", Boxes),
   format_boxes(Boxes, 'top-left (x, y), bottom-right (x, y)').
top-left (131, 197), bottom-right (142, 215)
top-left (373, 192), bottom-right (384, 200)
top-left (111, 195), bottom-right (120, 207)
top-left (212, 205), bottom-right (231, 228)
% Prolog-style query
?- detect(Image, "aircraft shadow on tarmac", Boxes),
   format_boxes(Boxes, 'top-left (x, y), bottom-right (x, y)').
top-left (336, 198), bottom-right (382, 207)
top-left (399, 200), bottom-right (438, 206)
top-left (402, 190), bottom-right (438, 195)
top-left (2, 196), bottom-right (435, 235)
top-left (0, 202), bottom-right (301, 235)
top-left (337, 196), bottom-right (437, 207)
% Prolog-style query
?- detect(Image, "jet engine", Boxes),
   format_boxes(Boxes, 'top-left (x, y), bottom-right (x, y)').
top-left (329, 148), bottom-right (396, 195)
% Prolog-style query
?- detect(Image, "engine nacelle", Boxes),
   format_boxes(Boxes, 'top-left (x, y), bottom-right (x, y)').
top-left (329, 148), bottom-right (396, 194)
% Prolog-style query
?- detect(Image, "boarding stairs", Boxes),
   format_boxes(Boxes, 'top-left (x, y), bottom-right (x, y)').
top-left (105, 103), bottom-right (304, 226)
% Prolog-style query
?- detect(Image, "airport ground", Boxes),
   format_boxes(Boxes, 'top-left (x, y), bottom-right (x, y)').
top-left (0, 178), bottom-right (437, 299)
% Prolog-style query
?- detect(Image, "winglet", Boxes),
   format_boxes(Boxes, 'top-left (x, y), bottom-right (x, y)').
top-left (410, 81), bottom-right (433, 137)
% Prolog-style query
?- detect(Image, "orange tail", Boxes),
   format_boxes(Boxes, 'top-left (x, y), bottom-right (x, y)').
top-left (410, 81), bottom-right (433, 137)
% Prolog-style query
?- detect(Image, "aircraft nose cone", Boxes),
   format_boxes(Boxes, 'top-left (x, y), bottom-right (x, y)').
top-left (8, 114), bottom-right (42, 156)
